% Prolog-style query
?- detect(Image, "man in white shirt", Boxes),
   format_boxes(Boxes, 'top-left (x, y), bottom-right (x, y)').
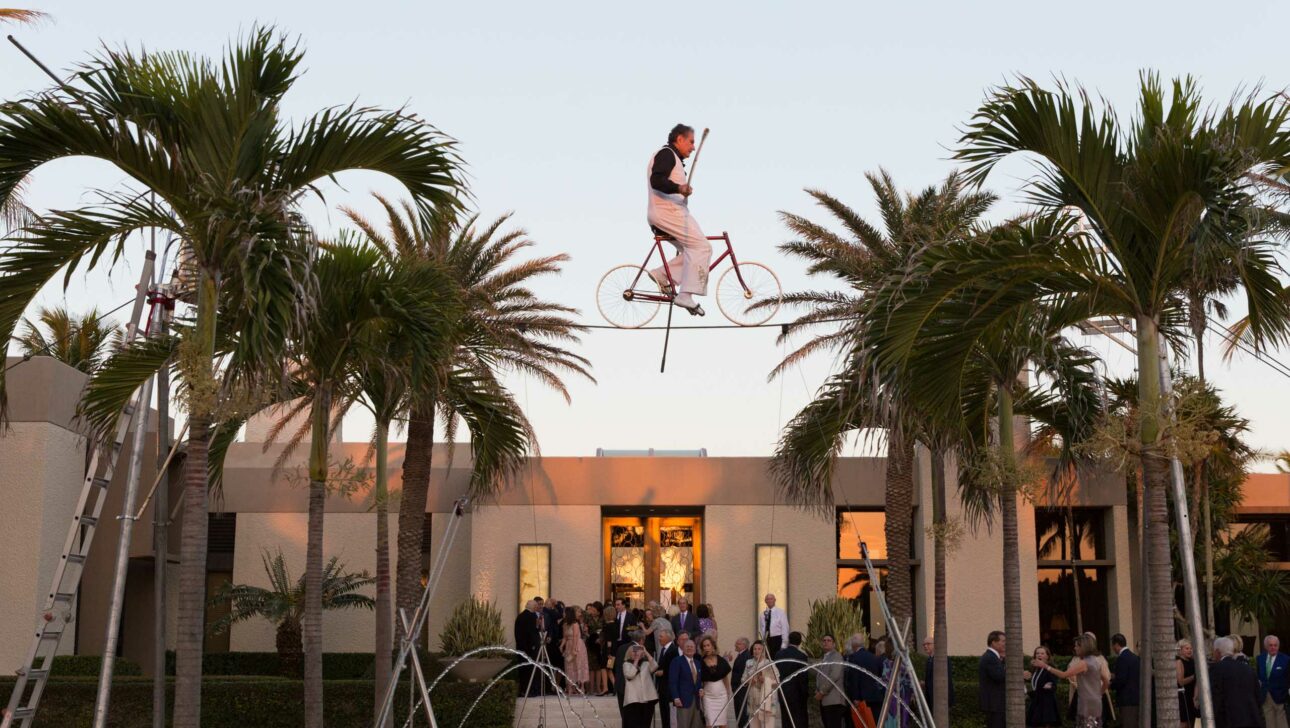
top-left (647, 123), bottom-right (712, 315)
top-left (759, 593), bottom-right (790, 657)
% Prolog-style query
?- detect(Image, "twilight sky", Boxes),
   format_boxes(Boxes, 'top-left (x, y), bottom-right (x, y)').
top-left (6, 0), bottom-right (1290, 469)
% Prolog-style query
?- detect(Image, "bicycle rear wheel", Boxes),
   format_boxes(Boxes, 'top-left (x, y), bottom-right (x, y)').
top-left (716, 261), bottom-right (781, 326)
top-left (596, 264), bottom-right (663, 328)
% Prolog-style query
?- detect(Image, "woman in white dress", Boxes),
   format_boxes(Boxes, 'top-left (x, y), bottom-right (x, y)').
top-left (698, 635), bottom-right (733, 728)
top-left (741, 640), bottom-right (779, 728)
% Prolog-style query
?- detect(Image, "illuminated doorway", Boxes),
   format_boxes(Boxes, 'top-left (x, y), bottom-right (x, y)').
top-left (602, 514), bottom-right (702, 610)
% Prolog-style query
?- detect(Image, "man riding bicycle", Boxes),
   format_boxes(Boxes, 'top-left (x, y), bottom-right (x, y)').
top-left (647, 123), bottom-right (711, 316)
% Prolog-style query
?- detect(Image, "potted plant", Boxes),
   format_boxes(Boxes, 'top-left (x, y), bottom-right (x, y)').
top-left (804, 596), bottom-right (866, 658)
top-left (439, 596), bottom-right (509, 682)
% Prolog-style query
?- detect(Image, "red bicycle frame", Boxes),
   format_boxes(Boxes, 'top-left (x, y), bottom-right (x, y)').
top-left (624, 231), bottom-right (750, 303)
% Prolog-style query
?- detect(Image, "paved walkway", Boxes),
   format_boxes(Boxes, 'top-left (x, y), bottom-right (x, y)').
top-left (514, 694), bottom-right (622, 728)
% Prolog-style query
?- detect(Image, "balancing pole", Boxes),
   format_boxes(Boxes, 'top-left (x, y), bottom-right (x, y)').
top-left (687, 127), bottom-right (710, 184)
top-left (659, 299), bottom-right (676, 373)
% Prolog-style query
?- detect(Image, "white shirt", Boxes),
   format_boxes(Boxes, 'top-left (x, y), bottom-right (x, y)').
top-left (760, 606), bottom-right (789, 639)
top-left (987, 647), bottom-right (1002, 660)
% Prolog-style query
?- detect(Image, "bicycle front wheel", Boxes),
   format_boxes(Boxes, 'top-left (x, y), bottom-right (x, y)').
top-left (716, 261), bottom-right (781, 326)
top-left (596, 264), bottom-right (663, 328)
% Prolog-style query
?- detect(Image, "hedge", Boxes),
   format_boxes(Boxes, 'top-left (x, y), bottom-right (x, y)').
top-left (0, 676), bottom-right (515, 727)
top-left (32, 655), bottom-right (143, 677)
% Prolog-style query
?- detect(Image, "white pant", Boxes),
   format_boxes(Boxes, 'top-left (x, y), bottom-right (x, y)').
top-left (648, 208), bottom-right (712, 296)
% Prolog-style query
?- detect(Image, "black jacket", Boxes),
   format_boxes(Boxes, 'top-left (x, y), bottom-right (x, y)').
top-left (776, 645), bottom-right (811, 727)
top-left (776, 645), bottom-right (810, 698)
top-left (731, 649), bottom-right (752, 703)
top-left (656, 641), bottom-right (679, 703)
top-left (978, 649), bottom-right (1006, 713)
top-left (514, 610), bottom-right (544, 656)
top-left (604, 610), bottom-right (639, 651)
top-left (924, 657), bottom-right (956, 708)
top-left (1211, 656), bottom-right (1265, 728)
top-left (845, 648), bottom-right (886, 705)
top-left (670, 610), bottom-right (701, 640)
top-left (1111, 649), bottom-right (1141, 707)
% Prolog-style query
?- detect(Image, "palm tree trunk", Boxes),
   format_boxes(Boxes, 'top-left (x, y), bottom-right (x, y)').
top-left (997, 386), bottom-right (1025, 728)
top-left (396, 402), bottom-right (435, 643)
top-left (304, 383), bottom-right (332, 728)
top-left (172, 272), bottom-right (219, 728)
top-left (882, 433), bottom-right (914, 634)
top-left (277, 616), bottom-right (304, 679)
top-left (374, 419), bottom-right (393, 728)
top-left (1136, 315), bottom-right (1179, 726)
top-left (1194, 326), bottom-right (1216, 632)
top-left (931, 447), bottom-right (950, 728)
top-left (1191, 305), bottom-right (1216, 633)
top-left (1069, 508), bottom-right (1084, 635)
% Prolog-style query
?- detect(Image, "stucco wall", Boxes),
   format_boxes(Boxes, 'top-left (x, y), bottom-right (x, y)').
top-left (704, 504), bottom-right (835, 645)
top-left (0, 422), bottom-right (86, 672)
top-left (425, 510), bottom-right (472, 652)
top-left (229, 512), bottom-right (389, 653)
top-left (469, 505), bottom-right (601, 646)
top-left (1107, 505), bottom-right (1134, 644)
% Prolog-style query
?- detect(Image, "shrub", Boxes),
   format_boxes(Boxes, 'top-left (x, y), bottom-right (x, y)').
top-left (438, 596), bottom-right (506, 656)
top-left (803, 597), bottom-right (865, 656)
top-left (0, 676), bottom-right (516, 727)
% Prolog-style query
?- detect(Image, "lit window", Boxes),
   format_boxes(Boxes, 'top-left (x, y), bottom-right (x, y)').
top-left (518, 544), bottom-right (551, 615)
top-left (755, 544), bottom-right (788, 619)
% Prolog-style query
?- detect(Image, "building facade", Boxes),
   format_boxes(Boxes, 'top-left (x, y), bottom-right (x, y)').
top-left (2, 355), bottom-right (1287, 676)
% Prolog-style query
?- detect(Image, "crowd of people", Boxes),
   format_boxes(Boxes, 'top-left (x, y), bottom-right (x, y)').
top-left (513, 594), bottom-right (1290, 728)
top-left (513, 592), bottom-right (940, 728)
top-left (976, 629), bottom-right (1290, 728)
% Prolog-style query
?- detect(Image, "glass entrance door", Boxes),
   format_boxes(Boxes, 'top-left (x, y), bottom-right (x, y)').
top-left (603, 516), bottom-right (701, 610)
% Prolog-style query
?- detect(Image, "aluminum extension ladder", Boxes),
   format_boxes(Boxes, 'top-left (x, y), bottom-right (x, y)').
top-left (2, 253), bottom-right (156, 728)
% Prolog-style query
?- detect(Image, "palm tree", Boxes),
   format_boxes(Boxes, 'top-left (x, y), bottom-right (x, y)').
top-left (769, 170), bottom-right (994, 727)
top-left (0, 29), bottom-right (463, 727)
top-left (284, 239), bottom-right (460, 727)
top-left (343, 197), bottom-right (591, 649)
top-left (208, 549), bottom-right (375, 678)
top-left (876, 73), bottom-right (1290, 724)
top-left (16, 305), bottom-right (119, 372)
top-left (865, 213), bottom-right (1103, 727)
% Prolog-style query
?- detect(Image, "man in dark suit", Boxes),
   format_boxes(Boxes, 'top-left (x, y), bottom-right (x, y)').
top-left (846, 633), bottom-right (885, 721)
top-left (669, 637), bottom-right (705, 728)
top-left (671, 597), bottom-right (700, 640)
top-left (655, 629), bottom-right (679, 728)
top-left (776, 631), bottom-right (810, 728)
top-left (730, 637), bottom-right (752, 728)
top-left (921, 635), bottom-right (955, 712)
top-left (606, 597), bottom-right (639, 654)
top-left (979, 630), bottom-right (1006, 728)
top-left (514, 600), bottom-right (545, 696)
top-left (1212, 636), bottom-right (1265, 728)
top-left (536, 597), bottom-right (564, 674)
top-left (1256, 635), bottom-right (1288, 728)
top-left (1111, 633), bottom-right (1141, 728)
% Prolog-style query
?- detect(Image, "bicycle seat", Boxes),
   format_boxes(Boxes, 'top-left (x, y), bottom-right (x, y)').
top-left (649, 225), bottom-right (673, 241)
